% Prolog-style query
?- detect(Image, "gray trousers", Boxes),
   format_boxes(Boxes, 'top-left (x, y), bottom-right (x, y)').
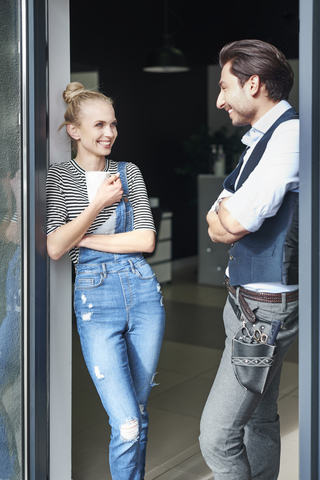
top-left (199, 290), bottom-right (298, 480)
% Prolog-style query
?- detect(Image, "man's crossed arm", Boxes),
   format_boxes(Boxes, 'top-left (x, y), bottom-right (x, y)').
top-left (206, 197), bottom-right (250, 244)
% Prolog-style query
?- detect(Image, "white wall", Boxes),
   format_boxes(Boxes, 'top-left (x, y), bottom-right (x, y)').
top-left (48, 0), bottom-right (72, 479)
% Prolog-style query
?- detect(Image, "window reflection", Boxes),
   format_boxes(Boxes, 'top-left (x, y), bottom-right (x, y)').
top-left (0, 1), bottom-right (22, 476)
top-left (0, 169), bottom-right (21, 479)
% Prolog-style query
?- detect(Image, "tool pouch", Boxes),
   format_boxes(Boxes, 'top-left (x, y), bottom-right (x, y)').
top-left (231, 338), bottom-right (276, 394)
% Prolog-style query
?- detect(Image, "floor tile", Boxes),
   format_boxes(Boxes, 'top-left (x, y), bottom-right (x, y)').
top-left (75, 462), bottom-right (112, 480)
top-left (278, 435), bottom-right (299, 480)
top-left (163, 300), bottom-right (226, 350)
top-left (161, 444), bottom-right (201, 469)
top-left (147, 469), bottom-right (207, 479)
top-left (146, 407), bottom-right (201, 466)
top-left (284, 336), bottom-right (298, 363)
top-left (172, 451), bottom-right (213, 477)
top-left (145, 464), bottom-right (171, 480)
top-left (283, 426), bottom-right (298, 443)
top-left (149, 368), bottom-right (194, 399)
top-left (72, 443), bottom-right (111, 480)
top-left (73, 418), bottom-right (111, 449)
top-left (278, 394), bottom-right (299, 438)
top-left (279, 361), bottom-right (298, 399)
top-left (148, 376), bottom-right (214, 418)
top-left (73, 368), bottom-right (95, 393)
top-left (72, 388), bottom-right (108, 434)
top-left (158, 341), bottom-right (223, 376)
top-left (199, 364), bottom-right (220, 380)
top-left (144, 463), bottom-right (168, 480)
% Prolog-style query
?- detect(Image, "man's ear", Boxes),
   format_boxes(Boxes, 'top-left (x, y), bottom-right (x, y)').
top-left (67, 123), bottom-right (80, 140)
top-left (247, 75), bottom-right (261, 96)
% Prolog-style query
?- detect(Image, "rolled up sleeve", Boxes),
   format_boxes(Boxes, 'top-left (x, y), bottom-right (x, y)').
top-left (224, 121), bottom-right (299, 232)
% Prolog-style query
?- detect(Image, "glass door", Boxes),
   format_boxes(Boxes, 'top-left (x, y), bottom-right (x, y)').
top-left (0, 1), bottom-right (22, 478)
top-left (0, 1), bottom-right (49, 478)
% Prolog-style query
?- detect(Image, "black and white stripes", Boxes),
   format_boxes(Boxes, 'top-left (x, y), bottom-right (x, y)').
top-left (46, 158), bottom-right (155, 264)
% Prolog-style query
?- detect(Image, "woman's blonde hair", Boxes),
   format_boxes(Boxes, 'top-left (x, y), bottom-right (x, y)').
top-left (59, 82), bottom-right (114, 152)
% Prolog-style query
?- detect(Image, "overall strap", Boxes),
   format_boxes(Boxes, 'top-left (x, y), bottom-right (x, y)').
top-left (117, 161), bottom-right (129, 197)
top-left (115, 161), bottom-right (134, 234)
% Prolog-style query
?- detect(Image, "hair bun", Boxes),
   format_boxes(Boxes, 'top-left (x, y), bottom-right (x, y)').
top-left (62, 82), bottom-right (85, 104)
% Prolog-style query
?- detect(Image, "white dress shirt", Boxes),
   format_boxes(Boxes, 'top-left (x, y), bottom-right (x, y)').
top-left (210, 100), bottom-right (299, 293)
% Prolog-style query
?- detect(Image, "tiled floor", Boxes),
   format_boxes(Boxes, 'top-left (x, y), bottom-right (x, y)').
top-left (72, 265), bottom-right (298, 480)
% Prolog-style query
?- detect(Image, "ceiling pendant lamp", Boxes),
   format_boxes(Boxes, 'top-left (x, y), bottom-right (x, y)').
top-left (143, 0), bottom-right (189, 73)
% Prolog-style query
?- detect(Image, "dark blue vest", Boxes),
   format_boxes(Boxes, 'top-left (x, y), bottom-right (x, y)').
top-left (224, 108), bottom-right (299, 286)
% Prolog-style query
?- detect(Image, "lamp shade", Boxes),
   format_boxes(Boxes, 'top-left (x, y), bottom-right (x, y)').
top-left (143, 44), bottom-right (189, 73)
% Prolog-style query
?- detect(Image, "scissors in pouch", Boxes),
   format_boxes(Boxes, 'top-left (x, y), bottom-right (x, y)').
top-left (240, 323), bottom-right (268, 344)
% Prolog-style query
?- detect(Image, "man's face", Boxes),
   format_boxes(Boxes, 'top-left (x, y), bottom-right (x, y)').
top-left (216, 61), bottom-right (256, 127)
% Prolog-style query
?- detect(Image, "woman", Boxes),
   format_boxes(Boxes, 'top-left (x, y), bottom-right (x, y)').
top-left (46, 82), bottom-right (165, 480)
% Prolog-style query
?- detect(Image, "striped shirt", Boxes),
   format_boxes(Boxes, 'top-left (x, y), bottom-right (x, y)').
top-left (46, 158), bottom-right (155, 264)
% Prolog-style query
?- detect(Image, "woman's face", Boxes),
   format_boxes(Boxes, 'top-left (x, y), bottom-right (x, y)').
top-left (75, 100), bottom-right (118, 159)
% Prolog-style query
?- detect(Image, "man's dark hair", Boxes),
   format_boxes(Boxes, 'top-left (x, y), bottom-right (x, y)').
top-left (219, 39), bottom-right (294, 102)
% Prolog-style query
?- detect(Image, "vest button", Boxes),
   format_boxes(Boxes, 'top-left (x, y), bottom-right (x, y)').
top-left (231, 243), bottom-right (234, 247)
top-left (124, 197), bottom-right (129, 203)
top-left (230, 255), bottom-right (234, 260)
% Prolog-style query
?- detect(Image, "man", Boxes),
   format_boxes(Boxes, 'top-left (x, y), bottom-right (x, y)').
top-left (199, 39), bottom-right (299, 480)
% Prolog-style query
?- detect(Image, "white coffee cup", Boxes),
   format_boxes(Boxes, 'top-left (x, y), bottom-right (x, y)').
top-left (86, 171), bottom-right (111, 203)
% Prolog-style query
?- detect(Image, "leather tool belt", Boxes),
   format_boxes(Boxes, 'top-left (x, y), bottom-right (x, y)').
top-left (226, 278), bottom-right (298, 324)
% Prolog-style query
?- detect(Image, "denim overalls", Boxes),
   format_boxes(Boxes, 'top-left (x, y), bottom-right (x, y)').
top-left (74, 162), bottom-right (165, 480)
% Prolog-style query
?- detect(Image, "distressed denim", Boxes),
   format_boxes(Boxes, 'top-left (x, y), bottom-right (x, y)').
top-left (199, 291), bottom-right (298, 480)
top-left (74, 252), bottom-right (165, 479)
top-left (73, 162), bottom-right (165, 479)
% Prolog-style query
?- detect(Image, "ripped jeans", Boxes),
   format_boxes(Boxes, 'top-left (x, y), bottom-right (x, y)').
top-left (74, 249), bottom-right (165, 480)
